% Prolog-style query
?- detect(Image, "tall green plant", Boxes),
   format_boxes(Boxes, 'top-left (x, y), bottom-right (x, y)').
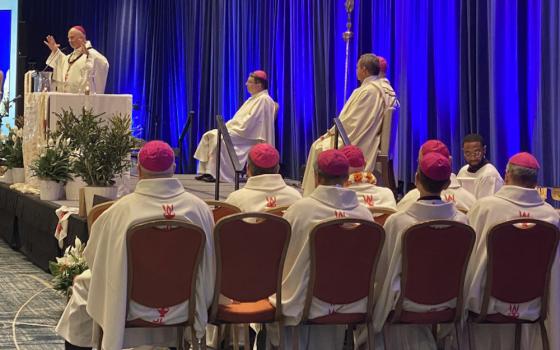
top-left (30, 136), bottom-right (72, 183)
top-left (69, 108), bottom-right (136, 186)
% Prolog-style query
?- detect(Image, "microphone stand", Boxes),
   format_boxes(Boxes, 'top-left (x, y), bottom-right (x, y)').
top-left (342, 0), bottom-right (354, 103)
top-left (177, 110), bottom-right (194, 173)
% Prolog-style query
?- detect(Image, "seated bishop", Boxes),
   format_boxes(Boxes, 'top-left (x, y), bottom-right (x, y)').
top-left (194, 70), bottom-right (277, 183)
top-left (225, 143), bottom-right (301, 212)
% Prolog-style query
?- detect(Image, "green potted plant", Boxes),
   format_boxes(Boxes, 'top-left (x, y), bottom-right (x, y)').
top-left (4, 123), bottom-right (24, 183)
top-left (30, 135), bottom-right (72, 200)
top-left (69, 108), bottom-right (136, 212)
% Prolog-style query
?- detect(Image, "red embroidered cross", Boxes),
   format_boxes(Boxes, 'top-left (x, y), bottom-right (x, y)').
top-left (444, 194), bottom-right (456, 203)
top-left (152, 307), bottom-right (170, 324)
top-left (363, 195), bottom-right (374, 207)
top-left (334, 210), bottom-right (347, 218)
top-left (265, 196), bottom-right (277, 208)
top-left (508, 304), bottom-right (520, 318)
top-left (162, 204), bottom-right (175, 219)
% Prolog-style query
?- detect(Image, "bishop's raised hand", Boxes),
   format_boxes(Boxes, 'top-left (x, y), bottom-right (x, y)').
top-left (43, 35), bottom-right (60, 53)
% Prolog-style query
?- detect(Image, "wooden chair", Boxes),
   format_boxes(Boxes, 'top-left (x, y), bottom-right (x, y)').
top-left (385, 220), bottom-right (475, 350)
top-left (368, 206), bottom-right (396, 226)
top-left (210, 212), bottom-right (291, 350)
top-left (299, 218), bottom-right (386, 350)
top-left (265, 205), bottom-right (290, 217)
top-left (204, 200), bottom-right (241, 223)
top-left (87, 201), bottom-right (114, 231)
top-left (98, 219), bottom-right (207, 350)
top-left (375, 108), bottom-right (397, 194)
top-left (468, 219), bottom-right (560, 350)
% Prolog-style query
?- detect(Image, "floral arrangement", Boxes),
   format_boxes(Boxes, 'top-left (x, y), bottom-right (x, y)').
top-left (49, 237), bottom-right (88, 298)
top-left (3, 123), bottom-right (24, 169)
top-left (30, 135), bottom-right (72, 183)
top-left (344, 171), bottom-right (377, 186)
top-left (55, 108), bottom-right (137, 186)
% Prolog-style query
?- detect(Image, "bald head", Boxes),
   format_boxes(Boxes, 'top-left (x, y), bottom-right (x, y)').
top-left (67, 27), bottom-right (86, 50)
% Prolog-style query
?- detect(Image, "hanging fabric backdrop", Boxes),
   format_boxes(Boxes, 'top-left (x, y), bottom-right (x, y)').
top-left (20, 0), bottom-right (559, 197)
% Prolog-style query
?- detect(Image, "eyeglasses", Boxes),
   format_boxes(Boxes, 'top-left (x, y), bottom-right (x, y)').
top-left (463, 150), bottom-right (482, 157)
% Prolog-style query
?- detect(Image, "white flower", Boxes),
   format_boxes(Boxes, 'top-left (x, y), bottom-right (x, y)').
top-left (16, 129), bottom-right (22, 138)
top-left (48, 138), bottom-right (54, 147)
top-left (11, 135), bottom-right (16, 142)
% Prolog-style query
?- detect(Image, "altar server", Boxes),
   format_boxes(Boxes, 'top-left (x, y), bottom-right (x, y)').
top-left (465, 152), bottom-right (560, 349)
top-left (56, 141), bottom-right (215, 350)
top-left (44, 26), bottom-right (109, 94)
top-left (225, 143), bottom-right (301, 212)
top-left (194, 70), bottom-right (277, 182)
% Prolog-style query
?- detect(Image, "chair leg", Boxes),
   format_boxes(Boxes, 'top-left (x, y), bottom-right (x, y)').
top-left (189, 326), bottom-right (197, 350)
top-left (292, 325), bottom-right (299, 350)
top-left (431, 324), bottom-right (438, 342)
top-left (232, 324), bottom-right (240, 350)
top-left (216, 325), bottom-right (223, 350)
top-left (514, 323), bottom-right (521, 350)
top-left (540, 320), bottom-right (550, 350)
top-left (278, 321), bottom-right (285, 350)
top-left (366, 321), bottom-right (374, 350)
top-left (347, 324), bottom-right (356, 350)
top-left (243, 324), bottom-right (251, 350)
top-left (382, 324), bottom-right (389, 350)
top-left (176, 326), bottom-right (184, 350)
top-left (466, 321), bottom-right (473, 350)
top-left (454, 322), bottom-right (461, 350)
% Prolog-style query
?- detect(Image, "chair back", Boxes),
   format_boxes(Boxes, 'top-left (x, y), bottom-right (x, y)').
top-left (303, 218), bottom-right (385, 320)
top-left (394, 220), bottom-right (475, 321)
top-left (379, 108), bottom-right (397, 158)
top-left (87, 201), bottom-right (115, 230)
top-left (480, 219), bottom-right (559, 319)
top-left (265, 205), bottom-right (290, 217)
top-left (126, 219), bottom-right (206, 326)
top-left (205, 200), bottom-right (241, 223)
top-left (211, 212), bottom-right (291, 320)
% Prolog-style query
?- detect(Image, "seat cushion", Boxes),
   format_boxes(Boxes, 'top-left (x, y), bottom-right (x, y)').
top-left (307, 312), bottom-right (366, 324)
top-left (216, 299), bottom-right (276, 323)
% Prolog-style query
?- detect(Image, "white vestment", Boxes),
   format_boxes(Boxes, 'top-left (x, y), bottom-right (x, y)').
top-left (268, 185), bottom-right (373, 349)
top-left (457, 162), bottom-right (504, 199)
top-left (345, 172), bottom-right (396, 212)
top-left (56, 178), bottom-right (215, 350)
top-left (397, 174), bottom-right (476, 213)
top-left (301, 76), bottom-right (389, 196)
top-left (194, 90), bottom-right (276, 182)
top-left (225, 174), bottom-right (301, 212)
top-left (465, 185), bottom-right (560, 350)
top-left (370, 199), bottom-right (468, 349)
top-left (46, 41), bottom-right (109, 94)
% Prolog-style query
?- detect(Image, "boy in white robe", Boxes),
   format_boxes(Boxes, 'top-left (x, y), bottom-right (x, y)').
top-left (465, 152), bottom-right (560, 350)
top-left (44, 26), bottom-right (109, 94)
top-left (57, 141), bottom-right (215, 350)
top-left (301, 54), bottom-right (392, 197)
top-left (398, 140), bottom-right (476, 213)
top-left (370, 152), bottom-right (468, 349)
top-left (194, 70), bottom-right (276, 183)
top-left (269, 149), bottom-right (373, 349)
top-left (225, 143), bottom-right (301, 212)
top-left (340, 145), bottom-right (396, 212)
top-left (456, 134), bottom-right (504, 199)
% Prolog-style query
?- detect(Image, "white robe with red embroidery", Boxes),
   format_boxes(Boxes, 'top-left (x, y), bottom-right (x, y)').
top-left (301, 76), bottom-right (388, 197)
top-left (397, 174), bottom-right (476, 213)
top-left (457, 162), bottom-right (504, 199)
top-left (56, 178), bottom-right (215, 349)
top-left (225, 174), bottom-right (301, 212)
top-left (268, 185), bottom-right (372, 349)
top-left (345, 173), bottom-right (396, 212)
top-left (194, 90), bottom-right (276, 182)
top-left (370, 199), bottom-right (468, 349)
top-left (46, 41), bottom-right (109, 94)
top-left (465, 185), bottom-right (560, 350)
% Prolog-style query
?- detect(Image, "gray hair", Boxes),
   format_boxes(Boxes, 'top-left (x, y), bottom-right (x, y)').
top-left (358, 54), bottom-right (380, 76)
top-left (506, 163), bottom-right (538, 188)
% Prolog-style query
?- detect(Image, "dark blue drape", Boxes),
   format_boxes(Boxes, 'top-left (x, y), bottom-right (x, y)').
top-left (20, 0), bottom-right (560, 200)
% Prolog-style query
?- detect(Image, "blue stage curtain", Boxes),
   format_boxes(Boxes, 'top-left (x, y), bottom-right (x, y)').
top-left (20, 0), bottom-right (559, 199)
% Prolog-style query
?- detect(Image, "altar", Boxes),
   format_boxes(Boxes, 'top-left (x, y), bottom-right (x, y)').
top-left (22, 92), bottom-right (132, 185)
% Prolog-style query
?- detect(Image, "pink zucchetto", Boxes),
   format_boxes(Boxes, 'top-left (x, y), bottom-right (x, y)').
top-left (252, 70), bottom-right (268, 81)
top-left (378, 56), bottom-right (388, 73)
top-left (509, 152), bottom-right (540, 170)
top-left (71, 25), bottom-right (86, 36)
top-left (340, 145), bottom-right (365, 168)
top-left (138, 140), bottom-right (175, 172)
top-left (420, 139), bottom-right (450, 158)
top-left (419, 152), bottom-right (451, 181)
top-left (249, 143), bottom-right (279, 169)
top-left (317, 149), bottom-right (349, 177)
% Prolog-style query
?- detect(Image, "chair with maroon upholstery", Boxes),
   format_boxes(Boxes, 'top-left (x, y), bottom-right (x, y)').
top-left (210, 212), bottom-right (291, 350)
top-left (87, 201), bottom-right (114, 231)
top-left (204, 200), bottom-right (241, 223)
top-left (368, 206), bottom-right (396, 226)
top-left (97, 219), bottom-right (207, 350)
top-left (299, 218), bottom-right (385, 350)
top-left (265, 205), bottom-right (290, 217)
top-left (386, 220), bottom-right (475, 350)
top-left (468, 219), bottom-right (559, 350)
